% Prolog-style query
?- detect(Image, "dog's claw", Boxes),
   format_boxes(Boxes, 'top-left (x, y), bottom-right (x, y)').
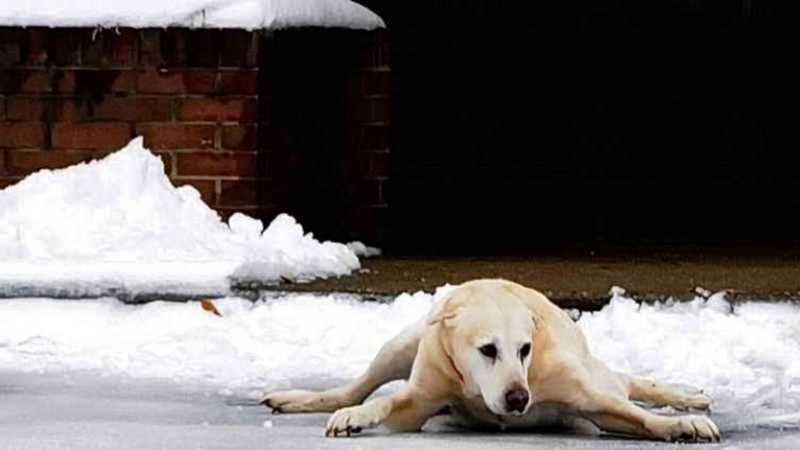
top-left (261, 398), bottom-right (283, 414)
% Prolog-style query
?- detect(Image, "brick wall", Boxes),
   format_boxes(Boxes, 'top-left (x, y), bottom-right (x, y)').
top-left (259, 29), bottom-right (390, 242)
top-left (0, 27), bottom-right (389, 243)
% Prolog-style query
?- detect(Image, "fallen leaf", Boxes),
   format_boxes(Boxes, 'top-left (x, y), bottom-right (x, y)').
top-left (200, 299), bottom-right (222, 317)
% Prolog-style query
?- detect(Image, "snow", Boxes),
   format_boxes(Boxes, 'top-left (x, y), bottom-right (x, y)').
top-left (0, 137), bottom-right (367, 298)
top-left (1, 287), bottom-right (798, 430)
top-left (0, 0), bottom-right (384, 30)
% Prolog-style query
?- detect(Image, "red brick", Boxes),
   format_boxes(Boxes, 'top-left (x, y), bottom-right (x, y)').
top-left (56, 70), bottom-right (139, 95)
top-left (173, 178), bottom-right (218, 206)
top-left (354, 124), bottom-right (388, 150)
top-left (177, 97), bottom-right (256, 122)
top-left (5, 149), bottom-right (107, 175)
top-left (371, 150), bottom-right (389, 177)
top-left (109, 31), bottom-right (140, 66)
top-left (81, 29), bottom-right (138, 67)
top-left (0, 29), bottom-right (22, 68)
top-left (52, 70), bottom-right (136, 96)
top-left (355, 179), bottom-right (383, 206)
top-left (21, 71), bottom-right (51, 93)
top-left (218, 179), bottom-right (284, 207)
top-left (49, 29), bottom-right (81, 66)
top-left (51, 123), bottom-right (131, 149)
top-left (0, 123), bottom-right (45, 148)
top-left (350, 98), bottom-right (390, 123)
top-left (221, 125), bottom-right (256, 150)
top-left (51, 98), bottom-right (83, 122)
top-left (53, 70), bottom-right (76, 93)
top-left (5, 97), bottom-right (45, 121)
top-left (218, 70), bottom-right (257, 95)
top-left (219, 31), bottom-right (259, 68)
top-left (1, 70), bottom-right (46, 93)
top-left (137, 69), bottom-right (216, 94)
top-left (356, 151), bottom-right (371, 178)
top-left (175, 151), bottom-right (257, 177)
top-left (186, 30), bottom-right (221, 67)
top-left (219, 179), bottom-right (262, 206)
top-left (114, 71), bottom-right (139, 93)
top-left (6, 97), bottom-right (80, 122)
top-left (24, 28), bottom-right (49, 66)
top-left (136, 124), bottom-right (215, 150)
top-left (138, 30), bottom-right (162, 66)
top-left (355, 31), bottom-right (390, 69)
top-left (0, 97), bottom-right (5, 121)
top-left (357, 150), bottom-right (389, 178)
top-left (373, 98), bottom-right (390, 122)
top-left (91, 96), bottom-right (172, 122)
top-left (361, 70), bottom-right (390, 98)
top-left (159, 30), bottom-right (188, 67)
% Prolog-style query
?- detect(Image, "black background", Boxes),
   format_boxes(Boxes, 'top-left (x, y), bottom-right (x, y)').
top-left (360, 1), bottom-right (799, 254)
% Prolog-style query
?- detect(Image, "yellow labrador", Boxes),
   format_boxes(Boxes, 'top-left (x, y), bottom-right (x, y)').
top-left (262, 279), bottom-right (720, 443)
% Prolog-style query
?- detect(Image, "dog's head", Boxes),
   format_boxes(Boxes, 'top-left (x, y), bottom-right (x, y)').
top-left (429, 280), bottom-right (539, 416)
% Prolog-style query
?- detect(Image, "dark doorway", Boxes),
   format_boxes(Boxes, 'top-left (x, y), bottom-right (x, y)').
top-left (363, 1), bottom-right (800, 254)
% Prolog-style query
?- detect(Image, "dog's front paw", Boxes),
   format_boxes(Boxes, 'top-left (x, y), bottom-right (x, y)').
top-left (261, 390), bottom-right (324, 413)
top-left (657, 414), bottom-right (721, 443)
top-left (325, 404), bottom-right (385, 437)
top-left (677, 392), bottom-right (712, 412)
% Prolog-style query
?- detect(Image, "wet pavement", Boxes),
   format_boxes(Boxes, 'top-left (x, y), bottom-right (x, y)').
top-left (2, 373), bottom-right (798, 450)
top-left (265, 250), bottom-right (800, 308)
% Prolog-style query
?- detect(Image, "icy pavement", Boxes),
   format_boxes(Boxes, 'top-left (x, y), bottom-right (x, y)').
top-left (1, 372), bottom-right (799, 450)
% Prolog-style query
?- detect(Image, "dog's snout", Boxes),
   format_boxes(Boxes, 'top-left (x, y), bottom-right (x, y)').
top-left (504, 386), bottom-right (529, 414)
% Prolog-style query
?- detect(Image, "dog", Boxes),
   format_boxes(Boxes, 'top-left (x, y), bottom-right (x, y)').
top-left (262, 279), bottom-right (720, 442)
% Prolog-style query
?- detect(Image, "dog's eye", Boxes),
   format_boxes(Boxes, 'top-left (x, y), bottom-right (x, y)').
top-left (479, 343), bottom-right (498, 359)
top-left (519, 343), bottom-right (531, 360)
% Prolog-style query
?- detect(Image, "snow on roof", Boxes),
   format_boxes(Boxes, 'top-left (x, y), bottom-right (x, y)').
top-left (0, 0), bottom-right (385, 30)
top-left (0, 137), bottom-right (376, 298)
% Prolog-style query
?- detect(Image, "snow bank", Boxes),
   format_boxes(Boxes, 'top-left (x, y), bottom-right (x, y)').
top-left (0, 291), bottom-right (438, 393)
top-left (0, 0), bottom-right (384, 30)
top-left (0, 137), bottom-right (363, 297)
top-left (578, 288), bottom-right (800, 429)
top-left (0, 287), bottom-right (798, 430)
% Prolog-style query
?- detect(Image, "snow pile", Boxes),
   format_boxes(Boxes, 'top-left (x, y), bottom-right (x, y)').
top-left (578, 288), bottom-right (800, 429)
top-left (0, 287), bottom-right (798, 429)
top-left (230, 214), bottom-right (360, 283)
top-left (0, 0), bottom-right (384, 30)
top-left (0, 291), bottom-right (438, 393)
top-left (0, 137), bottom-right (362, 297)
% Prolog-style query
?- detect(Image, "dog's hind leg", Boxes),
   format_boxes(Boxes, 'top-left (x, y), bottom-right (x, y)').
top-left (262, 321), bottom-right (424, 413)
top-left (623, 375), bottom-right (711, 412)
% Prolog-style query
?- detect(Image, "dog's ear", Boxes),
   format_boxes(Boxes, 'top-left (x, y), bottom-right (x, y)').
top-left (502, 284), bottom-right (544, 330)
top-left (427, 295), bottom-right (460, 326)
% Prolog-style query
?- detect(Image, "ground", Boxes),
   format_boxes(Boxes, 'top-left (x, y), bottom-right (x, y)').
top-left (2, 373), bottom-right (798, 450)
top-left (267, 250), bottom-right (800, 309)
top-left (4, 251), bottom-right (800, 448)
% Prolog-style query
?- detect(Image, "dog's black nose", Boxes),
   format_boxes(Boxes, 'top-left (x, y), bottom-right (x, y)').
top-left (504, 386), bottom-right (529, 413)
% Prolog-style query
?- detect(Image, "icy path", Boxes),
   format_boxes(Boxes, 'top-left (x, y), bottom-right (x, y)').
top-left (2, 373), bottom-right (798, 450)
top-left (0, 288), bottom-right (798, 430)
